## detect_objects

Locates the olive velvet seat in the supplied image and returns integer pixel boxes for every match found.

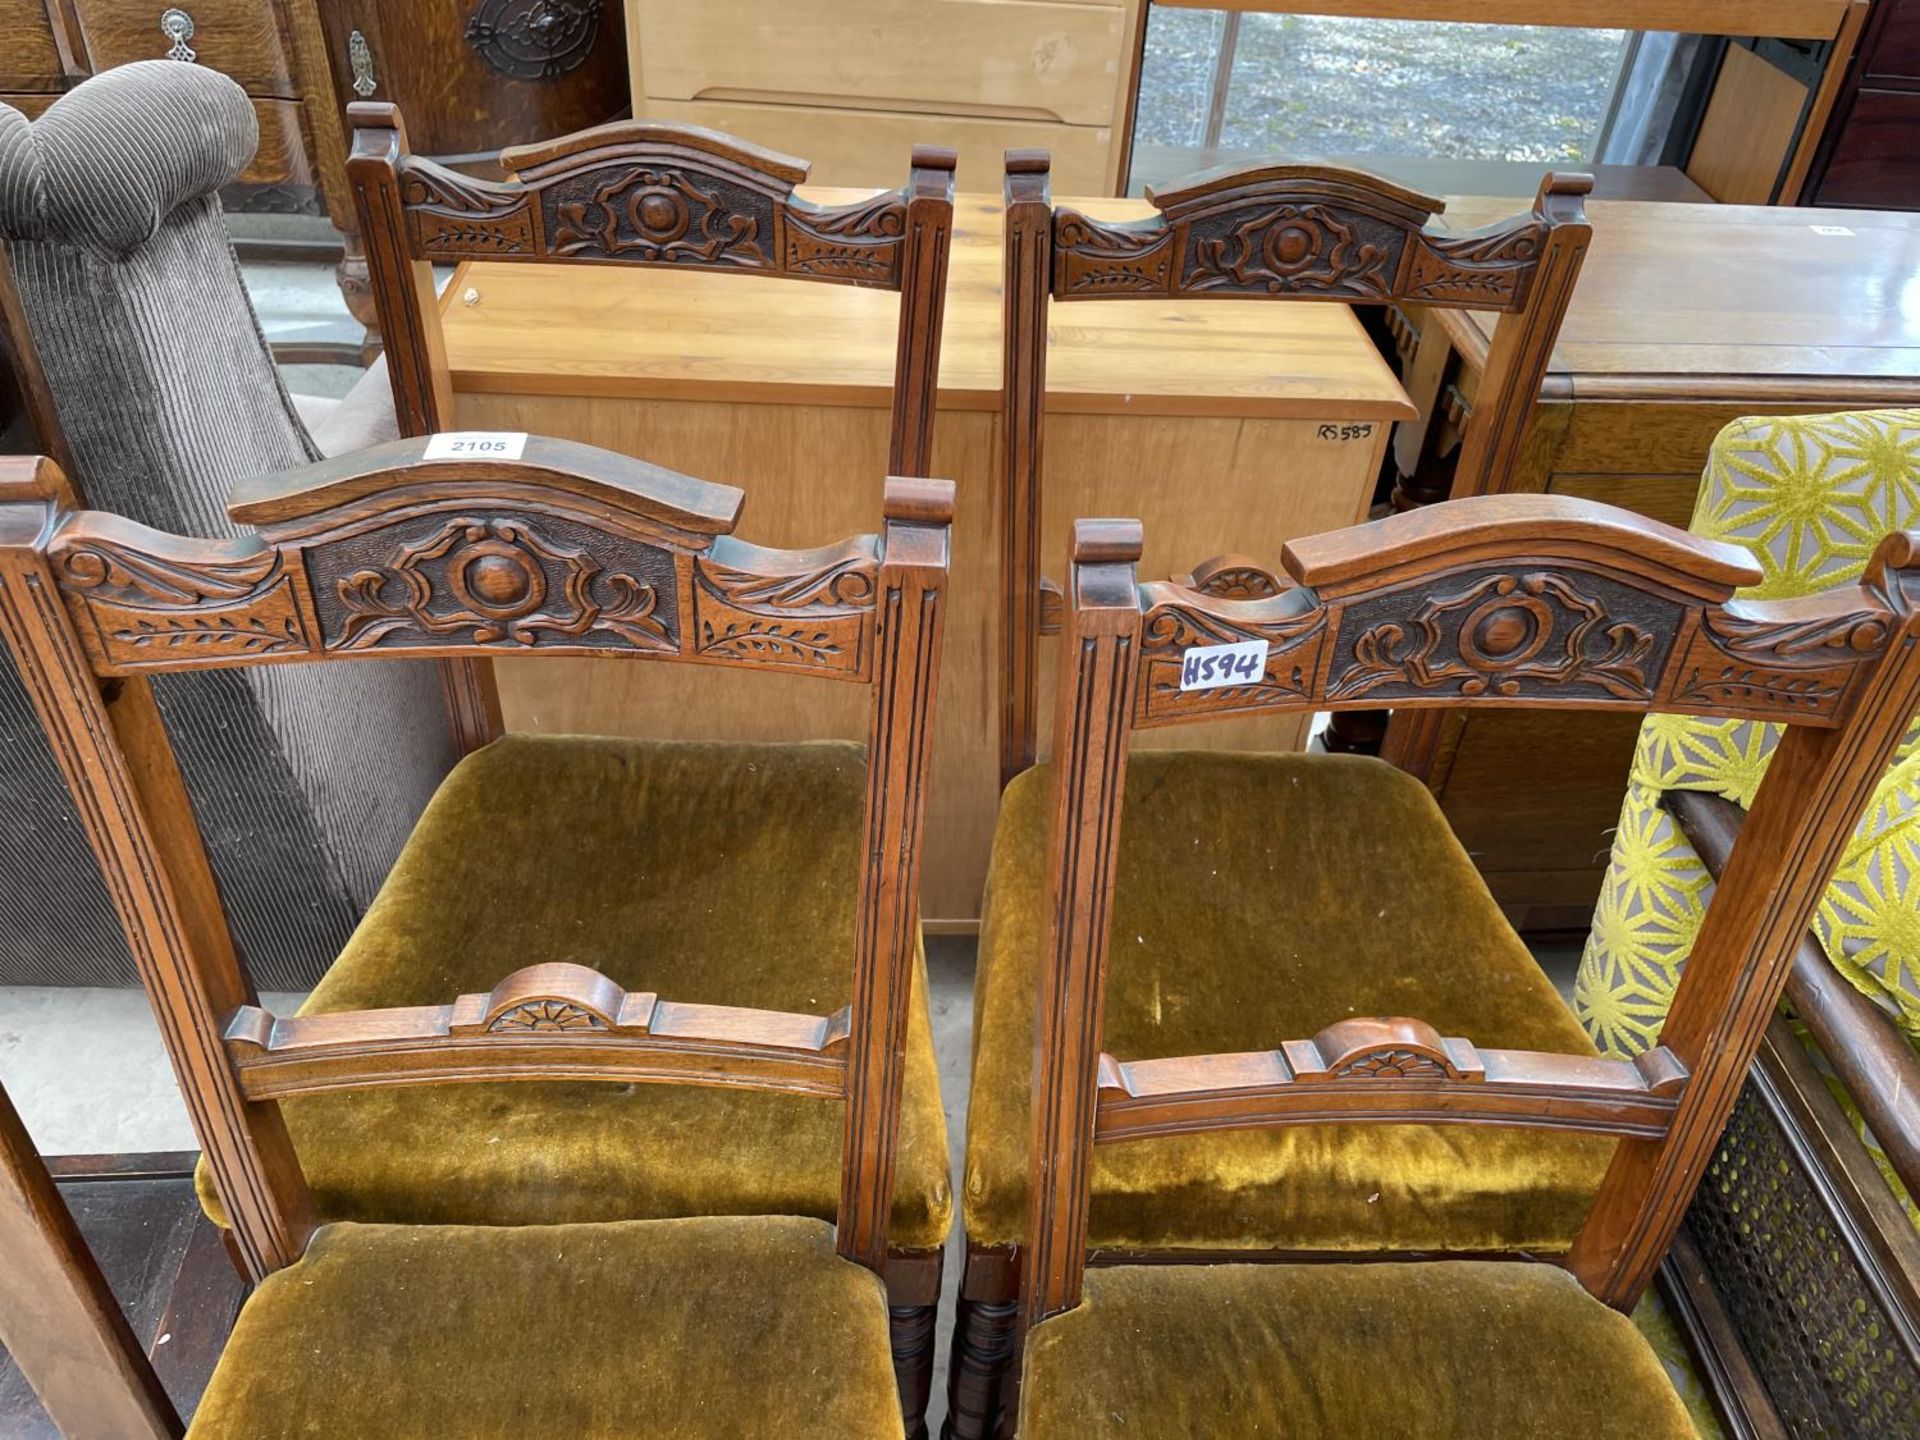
[194,734,951,1247]
[964,750,1611,1257]
[189,1216,902,1439]
[1019,1260,1693,1438]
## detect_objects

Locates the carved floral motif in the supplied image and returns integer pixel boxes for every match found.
[548,165,771,268]
[464,0,603,81]
[326,516,674,653]
[1182,204,1396,297]
[1326,570,1664,702]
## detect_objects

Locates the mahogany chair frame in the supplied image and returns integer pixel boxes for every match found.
[0,440,953,1432]
[0,1079,183,1439]
[953,494,1920,1437]
[345,103,958,761]
[995,151,1593,787]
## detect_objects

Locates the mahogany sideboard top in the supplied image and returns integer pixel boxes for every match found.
[437,187,1412,923]
[1409,196,1920,931]
[1436,198,1920,398]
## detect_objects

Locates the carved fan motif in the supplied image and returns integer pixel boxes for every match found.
[488,999,605,1032]
[1332,1048,1449,1079]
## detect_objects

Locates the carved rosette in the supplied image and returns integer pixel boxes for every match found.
[1403,222,1546,308]
[1674,605,1892,718]
[691,545,876,676]
[1180,203,1400,298]
[1053,210,1175,296]
[545,163,773,269]
[1137,596,1327,722]
[401,166,536,256]
[53,538,310,671]
[782,194,907,284]
[1325,569,1675,703]
[310,513,678,654]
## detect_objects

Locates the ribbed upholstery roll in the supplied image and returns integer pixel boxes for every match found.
[0,62,452,988]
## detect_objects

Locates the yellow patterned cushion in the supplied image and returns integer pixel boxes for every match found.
[1576,411,1920,1058]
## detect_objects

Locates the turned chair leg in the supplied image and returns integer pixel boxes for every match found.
[890,1300,939,1440]
[942,1292,1021,1440]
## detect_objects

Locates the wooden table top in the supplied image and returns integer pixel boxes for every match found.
[1437,199,1920,400]
[439,190,1414,421]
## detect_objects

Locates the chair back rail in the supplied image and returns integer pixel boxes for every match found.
[1021,497,1920,1327]
[346,108,955,756]
[0,445,954,1284]
[997,151,1591,783]
[0,1082,182,1439]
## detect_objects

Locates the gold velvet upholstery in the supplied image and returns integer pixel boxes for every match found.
[187,1215,903,1438]
[963,751,1614,1252]
[196,735,950,1249]
[1018,1261,1697,1438]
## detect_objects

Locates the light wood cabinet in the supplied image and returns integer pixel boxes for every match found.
[625,0,1141,194]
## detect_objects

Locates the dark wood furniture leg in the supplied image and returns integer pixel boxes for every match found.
[0,1096,183,1439]
[887,1246,944,1439]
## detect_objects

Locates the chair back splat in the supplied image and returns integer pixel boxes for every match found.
[998,152,1592,783]
[347,106,958,756]
[1024,494,1920,1327]
[0,440,954,1285]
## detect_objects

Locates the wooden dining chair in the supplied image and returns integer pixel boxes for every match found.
[0,1080,183,1439]
[949,494,1920,1438]
[995,151,1592,787]
[345,101,957,760]
[0,440,952,1436]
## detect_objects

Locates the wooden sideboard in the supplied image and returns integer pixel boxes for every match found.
[1396,197,1920,930]
[1805,0,1920,207]
[435,188,1412,922]
[622,0,1145,194]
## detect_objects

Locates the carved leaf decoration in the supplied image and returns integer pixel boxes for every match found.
[699,554,876,611]
[1702,607,1891,664]
[1141,597,1327,708]
[784,194,907,283]
[1054,210,1175,295]
[699,617,843,664]
[58,543,277,604]
[1404,223,1546,306]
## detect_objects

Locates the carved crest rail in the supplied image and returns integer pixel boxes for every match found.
[42,439,889,683]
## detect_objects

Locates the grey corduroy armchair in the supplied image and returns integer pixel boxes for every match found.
[0,61,455,988]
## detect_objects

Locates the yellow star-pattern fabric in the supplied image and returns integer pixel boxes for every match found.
[1574,410,1920,1061]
